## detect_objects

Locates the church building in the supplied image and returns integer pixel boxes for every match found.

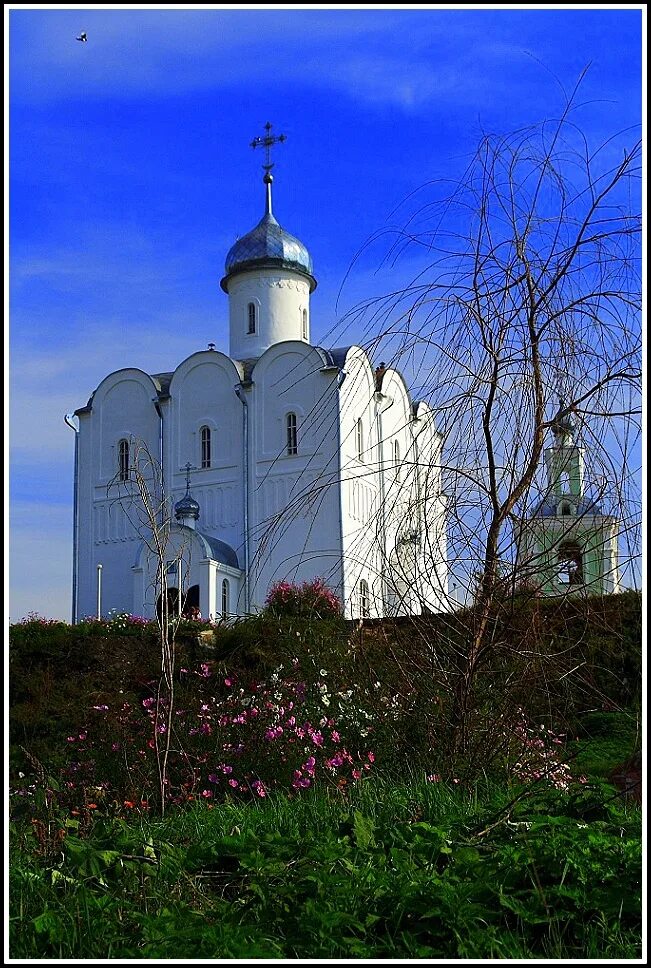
[70,129,449,622]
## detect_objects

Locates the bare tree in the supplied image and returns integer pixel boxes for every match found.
[109,436,191,814]
[342,71,641,754]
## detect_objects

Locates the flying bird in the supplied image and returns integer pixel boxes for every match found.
[76,32,87,42]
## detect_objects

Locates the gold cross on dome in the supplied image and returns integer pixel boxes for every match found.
[250,121,286,171]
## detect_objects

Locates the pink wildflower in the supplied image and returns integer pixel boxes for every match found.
[304,756,316,776]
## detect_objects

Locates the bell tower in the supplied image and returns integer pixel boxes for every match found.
[516,401,621,596]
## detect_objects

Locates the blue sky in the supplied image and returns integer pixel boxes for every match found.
[7,5,644,621]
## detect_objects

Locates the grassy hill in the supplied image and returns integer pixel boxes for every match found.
[9,591,642,958]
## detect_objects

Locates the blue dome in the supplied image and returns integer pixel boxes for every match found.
[174,492,200,521]
[222,211,315,287]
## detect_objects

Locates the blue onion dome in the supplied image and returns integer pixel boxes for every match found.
[174,491,200,522]
[221,172,316,292]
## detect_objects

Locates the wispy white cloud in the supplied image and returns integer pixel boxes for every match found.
[7,7,559,114]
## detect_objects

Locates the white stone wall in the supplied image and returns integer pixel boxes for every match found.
[246,341,343,611]
[337,354,448,618]
[76,368,162,620]
[167,351,245,563]
[74,347,448,622]
[337,347,382,617]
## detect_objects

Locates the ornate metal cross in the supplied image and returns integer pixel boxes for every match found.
[250,121,286,171]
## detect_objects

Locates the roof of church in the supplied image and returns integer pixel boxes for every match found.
[222,210,314,287]
[151,372,173,397]
[198,532,240,569]
[324,346,353,369]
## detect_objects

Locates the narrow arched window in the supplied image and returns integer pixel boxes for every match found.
[247,302,256,335]
[394,440,401,479]
[221,578,230,617]
[557,542,583,585]
[118,439,129,482]
[359,579,370,618]
[302,308,308,340]
[356,418,364,460]
[561,502,571,516]
[286,412,298,455]
[200,426,211,469]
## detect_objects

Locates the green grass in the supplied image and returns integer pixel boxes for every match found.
[9,775,641,960]
[567,709,640,780]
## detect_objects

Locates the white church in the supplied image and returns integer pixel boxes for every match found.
[69,133,449,623]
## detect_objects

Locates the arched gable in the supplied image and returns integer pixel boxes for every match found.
[169,349,243,390]
[89,368,161,483]
[251,341,338,460]
[168,350,244,473]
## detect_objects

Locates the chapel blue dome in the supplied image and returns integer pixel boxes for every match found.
[174,492,200,522]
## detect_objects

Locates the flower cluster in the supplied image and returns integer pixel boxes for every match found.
[265,579,342,619]
[506,710,587,790]
[21,659,376,815]
[14,611,64,626]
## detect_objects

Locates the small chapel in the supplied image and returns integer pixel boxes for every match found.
[70,126,449,623]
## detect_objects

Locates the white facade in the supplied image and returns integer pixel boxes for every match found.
[71,176,448,622]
